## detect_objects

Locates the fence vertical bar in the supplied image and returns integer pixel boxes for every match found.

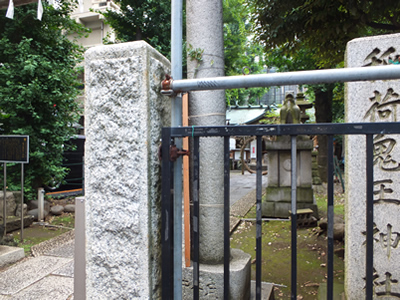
[224,136,230,300]
[82,157,85,196]
[290,135,297,300]
[20,163,24,242]
[3,163,6,230]
[193,136,200,300]
[161,128,174,299]
[365,134,374,300]
[327,135,334,300]
[256,135,263,300]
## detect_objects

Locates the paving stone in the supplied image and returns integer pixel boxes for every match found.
[51,259,74,278]
[44,240,74,258]
[229,172,268,207]
[0,256,71,295]
[10,275,73,300]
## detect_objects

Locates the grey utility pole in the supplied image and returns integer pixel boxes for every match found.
[187,0,226,264]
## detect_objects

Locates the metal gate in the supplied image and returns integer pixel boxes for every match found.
[161,122,400,300]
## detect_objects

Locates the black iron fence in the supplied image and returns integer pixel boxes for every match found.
[161,122,400,300]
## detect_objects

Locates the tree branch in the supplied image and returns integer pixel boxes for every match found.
[366,21,400,31]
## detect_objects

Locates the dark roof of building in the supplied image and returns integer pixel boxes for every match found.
[226,105,269,125]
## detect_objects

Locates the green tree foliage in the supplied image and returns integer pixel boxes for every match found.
[250,1,400,181]
[224,0,267,106]
[102,0,267,106]
[0,1,87,199]
[100,0,171,58]
[250,0,400,68]
[264,47,340,123]
[263,46,343,182]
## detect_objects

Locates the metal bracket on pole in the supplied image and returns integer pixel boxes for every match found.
[161,74,176,97]
[170,145,189,162]
[158,143,190,162]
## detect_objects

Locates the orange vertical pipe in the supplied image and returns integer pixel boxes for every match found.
[182,93,191,267]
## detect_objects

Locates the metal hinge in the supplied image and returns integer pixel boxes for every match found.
[158,143,190,162]
[169,145,189,162]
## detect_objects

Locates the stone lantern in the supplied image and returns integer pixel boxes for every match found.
[295,92,313,123]
[262,92,318,218]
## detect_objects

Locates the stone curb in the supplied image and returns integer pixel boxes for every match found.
[31,229,75,257]
[230,188,266,234]
[0,246,25,268]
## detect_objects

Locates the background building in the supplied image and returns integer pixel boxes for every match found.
[69,0,119,48]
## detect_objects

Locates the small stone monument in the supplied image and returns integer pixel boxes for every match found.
[262,92,317,218]
[0,191,17,220]
[345,33,400,298]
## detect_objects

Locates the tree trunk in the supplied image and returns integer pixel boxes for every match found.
[135,27,142,40]
[314,85,333,183]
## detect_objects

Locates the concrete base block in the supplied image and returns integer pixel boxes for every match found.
[182,248,251,299]
[0,246,24,267]
[263,186,318,219]
[262,201,319,219]
[250,281,275,299]
[264,187,314,202]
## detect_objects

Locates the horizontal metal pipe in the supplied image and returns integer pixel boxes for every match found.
[167,65,400,92]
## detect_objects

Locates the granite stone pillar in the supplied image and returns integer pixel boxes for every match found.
[345,33,400,299]
[84,41,171,299]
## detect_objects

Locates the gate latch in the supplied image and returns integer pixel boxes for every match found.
[170,145,189,162]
